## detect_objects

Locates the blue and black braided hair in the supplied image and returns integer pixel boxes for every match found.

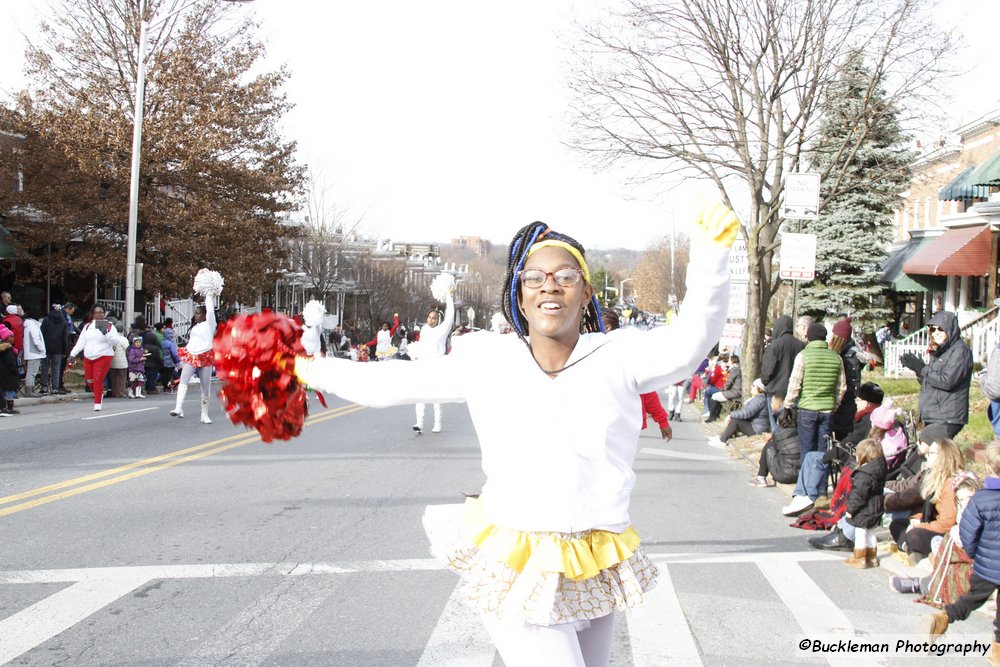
[501,221,605,340]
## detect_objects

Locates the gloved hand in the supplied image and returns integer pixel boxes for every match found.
[690,196,741,249]
[900,352,926,374]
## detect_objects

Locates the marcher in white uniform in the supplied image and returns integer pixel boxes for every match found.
[170,293,216,423]
[411,293,455,434]
[295,204,738,666]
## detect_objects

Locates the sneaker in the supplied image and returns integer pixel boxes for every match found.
[889,576,923,594]
[706,436,726,449]
[93,404,102,412]
[782,495,815,516]
[747,476,769,488]
[700,411,710,419]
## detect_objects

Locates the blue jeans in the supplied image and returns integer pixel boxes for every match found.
[836,516,856,541]
[797,409,833,460]
[704,386,720,412]
[766,394,777,433]
[794,451,829,500]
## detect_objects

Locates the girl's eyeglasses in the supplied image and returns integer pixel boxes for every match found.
[928,325,943,332]
[518,268,584,289]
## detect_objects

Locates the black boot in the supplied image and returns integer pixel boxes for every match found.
[808,527,853,551]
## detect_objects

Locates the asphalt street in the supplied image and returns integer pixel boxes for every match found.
[0,387,995,666]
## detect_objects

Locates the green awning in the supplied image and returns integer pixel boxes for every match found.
[969,148,1000,187]
[881,236,947,293]
[939,165,991,201]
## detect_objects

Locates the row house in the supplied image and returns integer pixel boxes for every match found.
[882,105,1000,367]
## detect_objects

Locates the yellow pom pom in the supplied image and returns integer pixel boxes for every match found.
[690,196,740,249]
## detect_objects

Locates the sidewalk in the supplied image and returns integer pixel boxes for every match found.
[694,404,998,619]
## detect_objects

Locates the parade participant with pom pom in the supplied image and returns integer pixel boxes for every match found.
[171,269,222,423]
[408,272,456,434]
[301,300,326,357]
[214,200,739,665]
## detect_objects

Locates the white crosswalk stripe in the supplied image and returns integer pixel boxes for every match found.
[416,582,496,667]
[0,553,994,666]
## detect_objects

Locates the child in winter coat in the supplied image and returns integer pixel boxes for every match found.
[924,442,1000,663]
[843,438,888,569]
[126,336,148,398]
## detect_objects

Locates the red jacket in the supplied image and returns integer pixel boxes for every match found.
[641,392,670,430]
[708,364,726,389]
[1,313,23,356]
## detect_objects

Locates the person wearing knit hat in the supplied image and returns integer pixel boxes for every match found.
[832,317,852,341]
[0,323,18,417]
[781,320,847,517]
[828,315,867,443]
[806,322,827,342]
[1,303,23,358]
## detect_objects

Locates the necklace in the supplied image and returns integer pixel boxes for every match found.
[526,341,608,377]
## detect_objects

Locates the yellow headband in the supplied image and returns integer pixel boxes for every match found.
[526,240,591,284]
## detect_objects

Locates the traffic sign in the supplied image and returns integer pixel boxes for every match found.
[779,232,817,281]
[782,173,820,221]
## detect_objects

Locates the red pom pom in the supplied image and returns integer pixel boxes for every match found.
[213,311,308,442]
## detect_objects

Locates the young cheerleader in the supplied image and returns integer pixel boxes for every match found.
[170,292,217,423]
[288,201,739,666]
[843,438,888,569]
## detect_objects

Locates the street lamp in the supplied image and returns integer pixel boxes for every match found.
[124,0,254,328]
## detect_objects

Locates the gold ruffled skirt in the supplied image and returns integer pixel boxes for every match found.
[422,499,658,626]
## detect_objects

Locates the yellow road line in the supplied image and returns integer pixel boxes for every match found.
[0,404,365,517]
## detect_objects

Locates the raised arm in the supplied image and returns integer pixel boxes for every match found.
[623,200,738,393]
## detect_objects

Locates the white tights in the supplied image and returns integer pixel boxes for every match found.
[415,403,442,430]
[178,364,213,397]
[854,527,877,550]
[481,613,616,667]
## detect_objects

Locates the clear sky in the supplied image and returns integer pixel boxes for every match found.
[1,0,998,251]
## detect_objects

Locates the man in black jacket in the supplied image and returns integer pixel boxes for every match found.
[38,305,69,395]
[901,311,973,438]
[760,314,805,432]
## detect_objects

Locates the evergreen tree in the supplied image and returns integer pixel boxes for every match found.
[799,50,914,330]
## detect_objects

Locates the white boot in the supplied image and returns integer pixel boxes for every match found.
[200,397,212,424]
[127,388,134,398]
[431,403,442,433]
[413,403,425,433]
[135,387,145,399]
[170,383,187,417]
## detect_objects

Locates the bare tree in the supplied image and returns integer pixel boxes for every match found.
[569,0,953,390]
[285,170,366,308]
[352,252,410,339]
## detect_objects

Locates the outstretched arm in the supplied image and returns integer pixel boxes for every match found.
[624,199,738,393]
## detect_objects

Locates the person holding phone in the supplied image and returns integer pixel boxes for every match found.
[69,304,124,411]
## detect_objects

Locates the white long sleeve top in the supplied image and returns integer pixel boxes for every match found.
[185,294,216,355]
[299,245,730,534]
[414,294,455,360]
[70,321,125,360]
